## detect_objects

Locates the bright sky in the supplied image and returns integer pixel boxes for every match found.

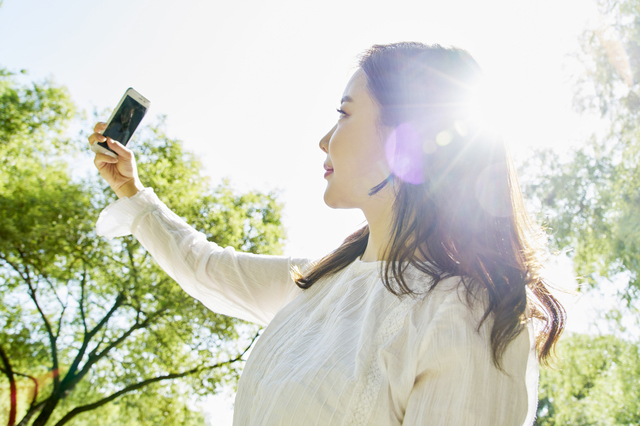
[0,0,603,259]
[0,0,608,423]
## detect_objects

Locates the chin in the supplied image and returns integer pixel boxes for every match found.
[323,192,357,210]
[323,187,347,209]
[323,192,340,209]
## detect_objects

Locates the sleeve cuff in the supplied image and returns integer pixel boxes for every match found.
[96,188,162,239]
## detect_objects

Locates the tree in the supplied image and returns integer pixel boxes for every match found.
[535,333,640,425]
[0,69,286,426]
[516,1,640,423]
[521,0,640,306]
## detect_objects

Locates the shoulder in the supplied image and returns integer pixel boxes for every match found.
[431,275,488,316]
[406,272,485,321]
[405,272,532,371]
[406,274,492,351]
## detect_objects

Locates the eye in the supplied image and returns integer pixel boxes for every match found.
[336,108,348,118]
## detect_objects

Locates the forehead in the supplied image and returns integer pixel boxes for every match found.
[342,68,368,100]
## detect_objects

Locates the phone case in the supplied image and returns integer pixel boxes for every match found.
[95,88,150,156]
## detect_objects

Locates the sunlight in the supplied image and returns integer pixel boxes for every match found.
[383,75,515,187]
[467,74,510,138]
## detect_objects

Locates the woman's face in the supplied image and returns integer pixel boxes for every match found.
[319,69,391,209]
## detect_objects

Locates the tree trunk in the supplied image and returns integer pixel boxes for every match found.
[31,396,61,426]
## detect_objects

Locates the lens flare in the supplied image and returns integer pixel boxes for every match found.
[436,130,452,146]
[596,24,634,87]
[422,139,437,154]
[385,123,424,184]
[454,120,468,137]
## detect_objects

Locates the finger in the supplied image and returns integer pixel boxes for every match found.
[94,152,119,166]
[106,138,133,157]
[94,122,107,134]
[88,133,107,147]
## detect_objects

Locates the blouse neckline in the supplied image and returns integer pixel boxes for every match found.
[350,258,384,273]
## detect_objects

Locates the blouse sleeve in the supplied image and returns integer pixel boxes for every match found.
[402,284,538,426]
[96,188,310,326]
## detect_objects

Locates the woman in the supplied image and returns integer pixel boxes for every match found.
[90,42,565,425]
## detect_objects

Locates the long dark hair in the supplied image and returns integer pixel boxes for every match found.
[294,42,564,369]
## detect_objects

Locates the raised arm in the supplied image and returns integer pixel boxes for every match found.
[89,123,309,326]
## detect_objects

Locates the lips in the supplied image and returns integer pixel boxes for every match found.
[323,164,333,178]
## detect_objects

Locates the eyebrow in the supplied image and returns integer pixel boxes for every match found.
[340,95,353,104]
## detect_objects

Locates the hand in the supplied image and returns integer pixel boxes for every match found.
[88,122,145,198]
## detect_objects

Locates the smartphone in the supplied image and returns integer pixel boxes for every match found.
[91,88,150,158]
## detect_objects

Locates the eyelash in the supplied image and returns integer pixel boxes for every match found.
[336,108,347,117]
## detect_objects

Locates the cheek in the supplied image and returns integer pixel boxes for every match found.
[354,134,390,177]
[329,116,391,182]
[332,141,389,191]
[331,123,377,162]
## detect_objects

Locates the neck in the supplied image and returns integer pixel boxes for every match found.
[359,190,395,262]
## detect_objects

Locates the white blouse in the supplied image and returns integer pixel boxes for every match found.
[96,188,538,426]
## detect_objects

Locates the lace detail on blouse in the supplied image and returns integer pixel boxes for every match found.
[345,295,417,425]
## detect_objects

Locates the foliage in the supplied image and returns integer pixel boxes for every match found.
[536,333,640,425]
[0,69,286,425]
[521,2,640,422]
[0,69,75,154]
[521,0,640,305]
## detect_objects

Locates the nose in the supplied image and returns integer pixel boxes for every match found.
[319,124,336,153]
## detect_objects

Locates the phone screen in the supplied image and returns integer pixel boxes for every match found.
[99,94,148,151]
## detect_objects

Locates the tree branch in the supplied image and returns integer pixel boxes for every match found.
[0,344,17,426]
[53,331,260,426]
[63,306,167,394]
[0,254,29,288]
[8,250,60,390]
[15,371,39,415]
[79,265,88,335]
[13,251,68,326]
[21,255,74,342]
[61,293,125,392]
[31,264,64,313]
[85,293,125,343]
[91,307,167,361]
[54,303,67,341]
[0,367,40,420]
[16,401,46,426]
